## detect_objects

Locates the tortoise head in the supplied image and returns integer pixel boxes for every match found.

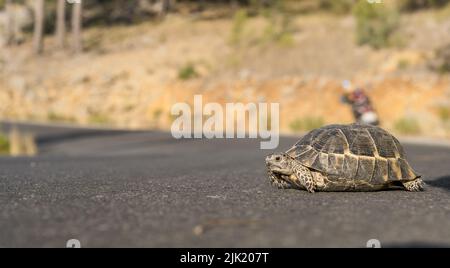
[265,153,293,176]
[265,153,294,188]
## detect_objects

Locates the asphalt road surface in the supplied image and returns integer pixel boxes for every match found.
[1,122,450,247]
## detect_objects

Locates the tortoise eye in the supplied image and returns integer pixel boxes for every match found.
[275,156,281,161]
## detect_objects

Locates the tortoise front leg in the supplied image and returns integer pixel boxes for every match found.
[290,163,315,193]
[268,171,293,189]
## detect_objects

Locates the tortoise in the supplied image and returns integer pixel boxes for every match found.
[265,123,424,192]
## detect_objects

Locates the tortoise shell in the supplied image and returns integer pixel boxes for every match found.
[286,123,420,184]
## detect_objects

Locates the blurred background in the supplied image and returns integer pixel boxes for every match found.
[1,0,450,155]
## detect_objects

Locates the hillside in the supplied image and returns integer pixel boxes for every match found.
[1,9,450,138]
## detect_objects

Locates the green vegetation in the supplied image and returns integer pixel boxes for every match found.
[437,106,450,134]
[47,112,76,123]
[431,44,450,73]
[2,129,37,156]
[353,0,400,49]
[153,109,163,121]
[178,63,199,80]
[397,0,450,11]
[168,111,178,123]
[229,2,296,48]
[261,6,295,46]
[394,117,421,135]
[398,59,410,70]
[6,0,450,34]
[437,106,450,122]
[319,0,355,14]
[230,9,249,46]
[88,113,110,125]
[0,132,10,154]
[290,116,324,132]
[7,0,450,54]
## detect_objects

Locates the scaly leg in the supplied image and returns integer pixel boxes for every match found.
[290,163,315,193]
[402,178,425,192]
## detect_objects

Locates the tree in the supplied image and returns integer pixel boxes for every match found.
[33,0,45,54]
[71,0,83,53]
[56,0,66,49]
[162,0,173,14]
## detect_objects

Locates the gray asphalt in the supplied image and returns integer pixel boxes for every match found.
[0,122,449,247]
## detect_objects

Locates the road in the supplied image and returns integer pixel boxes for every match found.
[0,122,449,247]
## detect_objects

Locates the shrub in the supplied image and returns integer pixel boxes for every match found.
[430,44,450,73]
[47,112,76,123]
[290,116,324,132]
[397,0,450,11]
[398,59,410,70]
[178,63,199,80]
[0,132,10,154]
[259,3,295,46]
[88,113,110,125]
[229,9,249,46]
[353,0,400,49]
[394,117,421,135]
[437,106,450,122]
[153,109,163,120]
[319,0,356,14]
